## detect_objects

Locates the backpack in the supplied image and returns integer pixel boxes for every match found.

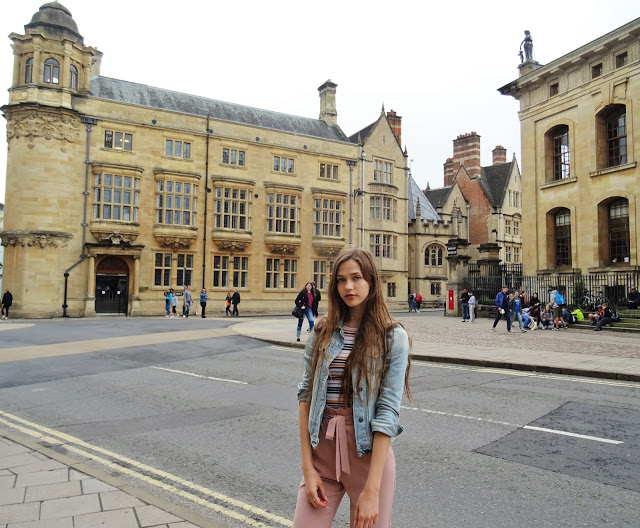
[555,291,566,305]
[611,311,620,322]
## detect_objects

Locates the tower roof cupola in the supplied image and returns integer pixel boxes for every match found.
[25,1,83,42]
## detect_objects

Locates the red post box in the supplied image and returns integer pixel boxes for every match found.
[448,289,455,310]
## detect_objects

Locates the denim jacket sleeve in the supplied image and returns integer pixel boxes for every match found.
[297,330,318,402]
[369,325,409,438]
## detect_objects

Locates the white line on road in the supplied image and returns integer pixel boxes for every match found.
[401,405,624,445]
[151,366,248,385]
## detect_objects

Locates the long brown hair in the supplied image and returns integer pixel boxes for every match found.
[310,246,411,403]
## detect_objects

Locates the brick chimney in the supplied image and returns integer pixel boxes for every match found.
[318,79,338,127]
[443,158,454,186]
[386,110,402,147]
[452,132,481,178]
[492,145,507,165]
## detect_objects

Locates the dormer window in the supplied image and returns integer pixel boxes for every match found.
[69,64,78,90]
[43,58,60,84]
[25,58,33,83]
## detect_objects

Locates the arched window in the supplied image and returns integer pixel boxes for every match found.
[25,57,33,83]
[69,64,78,90]
[606,106,627,167]
[609,198,630,264]
[555,209,572,268]
[551,125,570,180]
[425,245,443,266]
[43,58,60,84]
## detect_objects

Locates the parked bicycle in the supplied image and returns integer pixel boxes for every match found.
[432,297,445,308]
[578,290,609,312]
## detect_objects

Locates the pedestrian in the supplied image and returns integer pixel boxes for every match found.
[468,291,476,323]
[518,290,528,308]
[164,289,172,317]
[293,246,411,528]
[415,292,422,313]
[548,288,567,330]
[231,288,241,316]
[170,289,178,317]
[408,292,416,312]
[183,285,192,318]
[295,282,315,342]
[509,290,527,332]
[311,281,321,318]
[200,288,208,318]
[225,292,232,316]
[594,303,614,331]
[492,286,511,332]
[1,290,13,320]
[529,293,542,327]
[460,288,470,322]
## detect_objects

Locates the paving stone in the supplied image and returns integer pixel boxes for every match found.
[0,474,16,488]
[0,453,42,470]
[0,469,13,476]
[68,469,90,481]
[40,494,101,520]
[73,508,139,528]
[168,523,199,528]
[24,480,82,503]
[10,461,67,475]
[135,505,183,527]
[31,452,51,462]
[80,478,117,494]
[6,518,73,528]
[149,525,169,528]
[0,486,25,506]
[99,490,145,510]
[0,444,32,457]
[15,469,68,488]
[0,502,40,523]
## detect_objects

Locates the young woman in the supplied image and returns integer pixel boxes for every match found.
[295,282,316,342]
[541,304,553,329]
[225,292,232,316]
[294,247,411,528]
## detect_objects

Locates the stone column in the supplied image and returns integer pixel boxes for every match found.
[84,254,96,317]
[12,47,21,87]
[130,255,141,316]
[32,44,41,86]
[445,238,471,317]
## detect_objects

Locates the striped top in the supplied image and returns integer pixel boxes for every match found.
[326,325,357,408]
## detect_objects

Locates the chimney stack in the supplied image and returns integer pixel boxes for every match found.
[318,79,338,127]
[386,110,402,147]
[443,158,454,186]
[492,145,507,165]
[452,132,481,178]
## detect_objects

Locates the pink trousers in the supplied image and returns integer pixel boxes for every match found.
[293,407,396,528]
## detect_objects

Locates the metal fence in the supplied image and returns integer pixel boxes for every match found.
[465,270,640,310]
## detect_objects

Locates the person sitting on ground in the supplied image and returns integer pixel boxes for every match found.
[594,303,614,331]
[522,306,534,330]
[561,306,574,326]
[540,305,553,329]
[626,286,640,309]
[588,305,603,326]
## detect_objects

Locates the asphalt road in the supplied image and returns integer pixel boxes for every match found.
[1,317,639,527]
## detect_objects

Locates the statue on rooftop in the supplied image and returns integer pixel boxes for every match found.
[520,30,534,63]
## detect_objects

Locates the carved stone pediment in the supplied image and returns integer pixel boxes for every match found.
[90,221,140,246]
[217,240,248,252]
[6,109,81,145]
[264,234,300,256]
[269,244,298,255]
[211,230,252,253]
[99,232,133,245]
[153,225,198,249]
[160,237,193,250]
[312,236,345,258]
[0,230,73,248]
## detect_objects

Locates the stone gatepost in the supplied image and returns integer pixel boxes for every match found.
[445,238,471,317]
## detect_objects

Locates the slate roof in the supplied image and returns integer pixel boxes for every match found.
[480,160,514,207]
[89,76,350,143]
[348,119,378,144]
[408,175,439,223]
[425,186,451,209]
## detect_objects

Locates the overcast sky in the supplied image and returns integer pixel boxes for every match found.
[1,1,638,203]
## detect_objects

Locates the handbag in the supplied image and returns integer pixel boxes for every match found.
[292,305,304,318]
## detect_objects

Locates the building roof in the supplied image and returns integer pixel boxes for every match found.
[425,186,451,209]
[89,76,351,143]
[408,175,439,223]
[26,2,83,42]
[348,120,377,144]
[480,160,514,207]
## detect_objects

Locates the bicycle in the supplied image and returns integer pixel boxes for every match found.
[432,297,445,308]
[578,290,609,313]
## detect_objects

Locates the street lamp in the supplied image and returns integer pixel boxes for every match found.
[346,160,357,245]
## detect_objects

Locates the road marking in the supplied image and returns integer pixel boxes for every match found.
[411,361,640,389]
[151,366,248,385]
[0,410,292,527]
[401,405,623,445]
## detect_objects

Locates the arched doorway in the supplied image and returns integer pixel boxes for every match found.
[95,256,129,314]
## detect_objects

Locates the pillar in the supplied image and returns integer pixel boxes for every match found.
[84,254,96,317]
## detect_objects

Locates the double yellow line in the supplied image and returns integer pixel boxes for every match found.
[0,410,292,528]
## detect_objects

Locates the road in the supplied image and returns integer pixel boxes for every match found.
[0,316,639,527]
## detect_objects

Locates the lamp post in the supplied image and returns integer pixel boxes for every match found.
[346,160,357,245]
[360,149,366,247]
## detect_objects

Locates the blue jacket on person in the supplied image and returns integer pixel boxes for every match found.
[495,291,509,310]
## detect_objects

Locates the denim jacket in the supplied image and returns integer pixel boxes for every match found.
[297,322,410,457]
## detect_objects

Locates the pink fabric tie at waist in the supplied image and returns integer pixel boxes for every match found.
[325,414,351,481]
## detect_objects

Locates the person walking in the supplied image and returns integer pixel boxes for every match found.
[231,288,241,316]
[293,246,411,528]
[170,289,178,317]
[460,288,470,322]
[492,286,512,332]
[164,289,172,317]
[200,288,208,318]
[295,282,315,342]
[415,292,423,313]
[311,281,321,318]
[408,292,416,313]
[1,290,13,320]
[468,291,476,323]
[183,285,192,318]
[225,292,232,316]
[509,290,526,332]
[548,288,568,330]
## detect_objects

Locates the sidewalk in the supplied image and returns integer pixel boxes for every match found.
[0,431,219,528]
[232,312,640,382]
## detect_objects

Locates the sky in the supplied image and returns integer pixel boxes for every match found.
[1,0,638,203]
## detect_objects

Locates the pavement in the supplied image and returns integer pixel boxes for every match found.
[1,310,639,527]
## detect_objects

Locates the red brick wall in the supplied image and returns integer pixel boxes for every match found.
[452,132,481,178]
[492,146,507,165]
[455,169,492,244]
[386,110,402,147]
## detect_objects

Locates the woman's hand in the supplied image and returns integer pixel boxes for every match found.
[354,487,379,528]
[302,468,327,509]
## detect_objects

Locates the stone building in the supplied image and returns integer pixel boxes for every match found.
[499,20,640,274]
[1,2,409,317]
